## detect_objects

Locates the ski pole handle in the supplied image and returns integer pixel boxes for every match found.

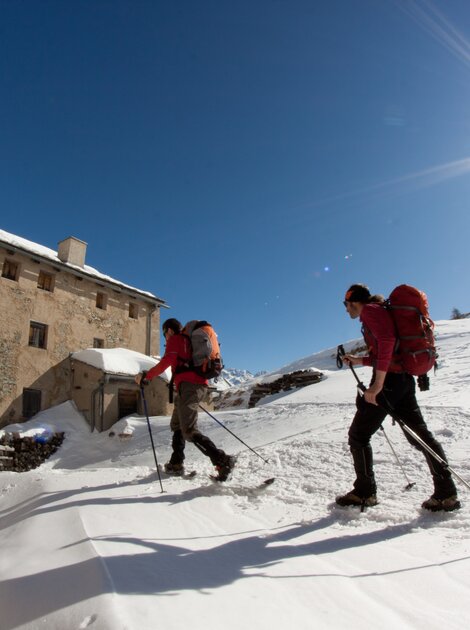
[338,344,367,392]
[336,344,345,369]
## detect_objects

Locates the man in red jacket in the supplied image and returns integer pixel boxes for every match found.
[336,284,459,511]
[135,318,235,481]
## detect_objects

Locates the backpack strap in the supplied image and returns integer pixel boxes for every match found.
[362,307,402,372]
[167,333,193,403]
[168,374,175,404]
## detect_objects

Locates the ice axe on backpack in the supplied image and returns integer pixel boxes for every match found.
[336,344,416,491]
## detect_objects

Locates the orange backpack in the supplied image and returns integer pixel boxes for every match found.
[182,320,224,379]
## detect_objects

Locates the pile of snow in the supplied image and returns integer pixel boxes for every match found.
[71,347,171,382]
[1,319,470,630]
[72,348,158,375]
[72,347,158,375]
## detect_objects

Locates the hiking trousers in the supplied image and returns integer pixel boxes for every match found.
[348,372,457,499]
[168,381,228,467]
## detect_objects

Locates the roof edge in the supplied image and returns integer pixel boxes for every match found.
[0,236,169,307]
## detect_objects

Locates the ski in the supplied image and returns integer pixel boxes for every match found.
[181,470,198,480]
[210,475,275,490]
[258,476,276,488]
[159,466,197,480]
[158,464,275,490]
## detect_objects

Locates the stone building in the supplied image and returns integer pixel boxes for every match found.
[0,228,167,428]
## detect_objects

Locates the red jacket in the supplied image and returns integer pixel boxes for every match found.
[145,333,208,389]
[360,303,402,373]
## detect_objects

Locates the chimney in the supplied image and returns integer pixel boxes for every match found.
[58,237,87,267]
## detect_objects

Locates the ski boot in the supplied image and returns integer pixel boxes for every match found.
[213,455,237,482]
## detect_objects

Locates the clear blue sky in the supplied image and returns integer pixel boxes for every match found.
[1,0,469,373]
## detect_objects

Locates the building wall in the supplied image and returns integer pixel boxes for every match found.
[0,246,161,426]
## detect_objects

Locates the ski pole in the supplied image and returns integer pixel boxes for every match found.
[337,344,367,393]
[198,404,270,464]
[379,426,415,490]
[337,344,415,490]
[380,393,470,493]
[140,384,165,493]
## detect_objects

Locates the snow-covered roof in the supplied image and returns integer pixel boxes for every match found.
[71,348,164,377]
[0,228,166,305]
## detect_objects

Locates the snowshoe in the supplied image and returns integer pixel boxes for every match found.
[163,462,185,476]
[421,494,461,512]
[335,490,377,508]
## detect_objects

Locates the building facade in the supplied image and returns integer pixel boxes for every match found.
[0,229,167,427]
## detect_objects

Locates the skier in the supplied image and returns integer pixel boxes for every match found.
[336,284,460,511]
[135,318,236,481]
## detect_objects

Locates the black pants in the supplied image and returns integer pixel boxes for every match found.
[348,372,457,499]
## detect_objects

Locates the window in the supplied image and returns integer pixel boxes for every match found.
[129,302,138,319]
[2,259,19,281]
[96,292,107,310]
[37,270,55,292]
[23,389,41,418]
[29,322,48,349]
[93,338,104,348]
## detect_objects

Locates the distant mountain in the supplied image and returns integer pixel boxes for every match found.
[217,367,255,389]
[265,338,366,375]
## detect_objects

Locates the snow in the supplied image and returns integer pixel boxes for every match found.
[71,348,158,376]
[71,348,173,383]
[1,319,470,629]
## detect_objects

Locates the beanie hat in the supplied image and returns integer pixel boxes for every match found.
[162,318,182,334]
[344,284,371,303]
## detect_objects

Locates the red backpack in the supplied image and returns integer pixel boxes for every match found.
[386,285,437,376]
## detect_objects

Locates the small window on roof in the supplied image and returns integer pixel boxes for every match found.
[93,338,104,348]
[129,302,138,319]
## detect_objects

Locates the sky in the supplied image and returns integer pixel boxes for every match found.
[1,317,470,629]
[1,0,470,373]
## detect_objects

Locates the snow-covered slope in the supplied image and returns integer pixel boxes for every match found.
[1,319,469,630]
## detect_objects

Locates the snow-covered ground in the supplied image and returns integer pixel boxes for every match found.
[1,319,470,630]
